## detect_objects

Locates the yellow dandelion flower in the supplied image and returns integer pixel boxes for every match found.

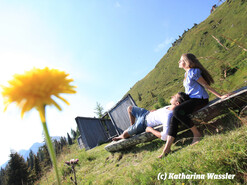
[2,67,76,121]
[1,67,76,184]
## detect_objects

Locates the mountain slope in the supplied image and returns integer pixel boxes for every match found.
[0,136,61,169]
[37,1,247,184]
[17,136,61,160]
[127,0,247,109]
[19,142,44,160]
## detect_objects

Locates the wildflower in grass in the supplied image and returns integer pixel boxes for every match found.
[1,67,76,184]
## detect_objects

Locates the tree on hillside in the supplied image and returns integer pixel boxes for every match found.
[0,167,8,185]
[71,128,77,140]
[54,139,60,155]
[33,155,42,180]
[94,102,104,118]
[28,150,34,170]
[7,151,29,185]
[37,147,44,162]
[67,133,73,145]
[76,126,80,137]
[40,144,52,168]
[60,136,67,148]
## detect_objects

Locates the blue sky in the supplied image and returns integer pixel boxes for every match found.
[0,0,221,166]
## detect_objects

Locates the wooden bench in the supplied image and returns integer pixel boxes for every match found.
[105,86,247,152]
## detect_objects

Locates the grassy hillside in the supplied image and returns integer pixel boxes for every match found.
[127,0,247,110]
[38,114,246,184]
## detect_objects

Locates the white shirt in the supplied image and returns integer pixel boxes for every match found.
[145,106,173,141]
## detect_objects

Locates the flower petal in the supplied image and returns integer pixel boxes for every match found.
[54,95,70,105]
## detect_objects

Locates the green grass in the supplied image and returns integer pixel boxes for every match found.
[127,0,247,109]
[37,114,247,184]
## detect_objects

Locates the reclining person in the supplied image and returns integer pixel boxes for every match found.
[112,92,190,143]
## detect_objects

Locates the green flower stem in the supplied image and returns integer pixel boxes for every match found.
[42,121,61,185]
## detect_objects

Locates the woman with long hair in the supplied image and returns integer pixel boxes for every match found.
[158,53,231,158]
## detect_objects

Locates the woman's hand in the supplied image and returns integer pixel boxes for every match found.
[220,93,234,99]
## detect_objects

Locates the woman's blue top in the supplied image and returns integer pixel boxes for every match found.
[183,68,209,99]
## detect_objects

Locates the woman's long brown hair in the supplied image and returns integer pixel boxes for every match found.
[183,53,214,85]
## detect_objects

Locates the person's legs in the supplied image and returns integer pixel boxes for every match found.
[173,99,196,128]
[112,130,130,141]
[190,126,201,144]
[172,99,201,143]
[167,116,179,138]
[113,106,149,141]
[173,98,208,143]
[127,106,135,125]
[112,118,146,141]
[190,99,208,144]
[168,98,208,145]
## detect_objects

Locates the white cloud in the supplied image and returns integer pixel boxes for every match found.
[154,37,174,52]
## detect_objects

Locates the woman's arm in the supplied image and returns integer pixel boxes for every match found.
[197,76,231,99]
